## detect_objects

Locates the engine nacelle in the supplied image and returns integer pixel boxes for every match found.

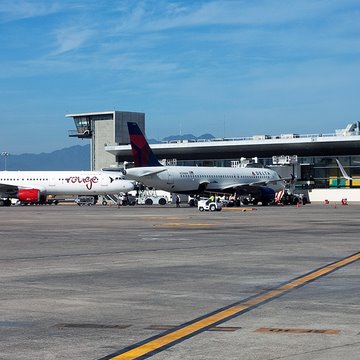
[259,187,276,205]
[18,189,40,203]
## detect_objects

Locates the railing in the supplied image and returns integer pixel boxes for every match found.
[104,131,360,147]
[68,130,92,138]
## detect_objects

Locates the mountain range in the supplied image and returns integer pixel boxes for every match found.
[2,145,91,171]
[2,133,215,171]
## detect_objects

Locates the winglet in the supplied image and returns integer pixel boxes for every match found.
[335,159,352,180]
[127,122,162,167]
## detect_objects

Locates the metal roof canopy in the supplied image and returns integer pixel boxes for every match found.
[66,111,116,117]
[106,135,360,162]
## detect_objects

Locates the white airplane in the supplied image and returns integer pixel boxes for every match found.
[0,170,134,207]
[123,122,286,205]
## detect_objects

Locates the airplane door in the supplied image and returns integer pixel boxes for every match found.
[101,176,108,187]
[49,178,55,187]
[167,170,174,185]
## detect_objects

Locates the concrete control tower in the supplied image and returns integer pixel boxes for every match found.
[66,111,145,171]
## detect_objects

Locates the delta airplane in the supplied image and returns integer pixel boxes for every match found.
[0,171,134,207]
[123,122,286,205]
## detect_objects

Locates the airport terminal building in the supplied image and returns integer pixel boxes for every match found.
[67,112,360,199]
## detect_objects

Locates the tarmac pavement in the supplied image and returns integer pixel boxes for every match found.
[0,203,359,359]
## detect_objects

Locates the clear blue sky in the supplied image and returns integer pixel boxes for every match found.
[1,0,359,154]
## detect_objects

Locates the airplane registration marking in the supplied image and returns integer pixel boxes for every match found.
[100,251,360,360]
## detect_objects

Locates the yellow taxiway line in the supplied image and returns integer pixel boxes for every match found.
[100,251,360,360]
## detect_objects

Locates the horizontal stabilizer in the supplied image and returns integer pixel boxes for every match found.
[126,167,167,177]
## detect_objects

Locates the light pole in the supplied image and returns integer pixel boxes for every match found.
[1,152,9,170]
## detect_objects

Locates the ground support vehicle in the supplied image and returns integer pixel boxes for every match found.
[137,195,168,205]
[279,192,308,205]
[75,196,97,206]
[0,198,12,207]
[198,199,223,212]
[117,194,137,206]
[136,189,168,205]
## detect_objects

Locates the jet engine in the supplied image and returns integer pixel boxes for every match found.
[257,187,275,205]
[18,189,40,203]
[241,187,275,206]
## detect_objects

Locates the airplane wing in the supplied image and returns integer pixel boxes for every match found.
[0,182,40,197]
[220,182,260,192]
[265,178,289,185]
[221,178,285,191]
[0,183,20,197]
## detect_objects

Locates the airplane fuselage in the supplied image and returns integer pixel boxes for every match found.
[0,171,133,196]
[125,166,284,195]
